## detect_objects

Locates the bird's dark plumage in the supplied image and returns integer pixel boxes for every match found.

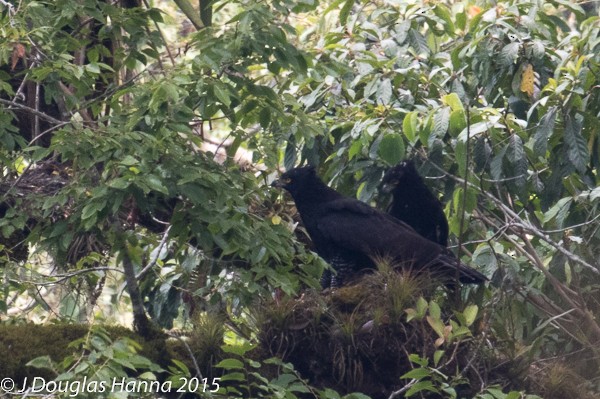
[381,160,449,247]
[272,166,485,288]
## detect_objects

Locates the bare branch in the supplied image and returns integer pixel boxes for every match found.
[8,267,123,286]
[0,98,63,125]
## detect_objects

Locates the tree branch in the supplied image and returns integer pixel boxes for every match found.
[173,0,204,30]
[0,98,63,125]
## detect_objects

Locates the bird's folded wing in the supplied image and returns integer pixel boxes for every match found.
[315,202,442,265]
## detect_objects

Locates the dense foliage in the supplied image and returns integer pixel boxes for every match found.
[1,0,599,397]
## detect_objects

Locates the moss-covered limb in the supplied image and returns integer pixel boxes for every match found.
[119,244,162,339]
[0,324,170,383]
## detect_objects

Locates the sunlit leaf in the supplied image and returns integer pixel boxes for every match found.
[378,134,405,165]
[463,304,478,327]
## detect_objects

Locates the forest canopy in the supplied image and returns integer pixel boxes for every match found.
[0,0,599,398]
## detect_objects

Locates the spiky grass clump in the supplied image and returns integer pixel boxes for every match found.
[177,313,226,379]
[527,361,599,399]
[253,292,327,359]
[361,257,441,323]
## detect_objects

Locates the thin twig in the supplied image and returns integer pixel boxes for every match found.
[9,267,123,286]
[167,333,204,380]
[455,99,471,292]
[388,378,417,399]
[136,226,172,280]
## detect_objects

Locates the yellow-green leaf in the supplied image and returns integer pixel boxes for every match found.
[463,304,478,327]
[443,93,464,112]
[402,111,418,143]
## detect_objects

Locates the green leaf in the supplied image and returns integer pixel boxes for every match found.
[443,93,464,112]
[120,155,139,166]
[458,121,489,141]
[111,357,135,370]
[429,300,441,320]
[147,8,164,23]
[405,380,439,397]
[27,356,54,370]
[449,111,465,136]
[416,296,428,317]
[433,350,444,367]
[432,107,450,137]
[213,83,231,107]
[499,42,520,67]
[507,134,527,187]
[259,107,271,129]
[138,371,157,380]
[342,394,372,399]
[490,146,507,181]
[452,186,477,215]
[216,358,245,370]
[284,136,297,170]
[401,367,432,380]
[322,388,342,399]
[463,304,478,327]
[455,137,467,177]
[473,136,492,173]
[543,197,572,226]
[378,134,405,165]
[506,392,522,399]
[144,175,169,194]
[433,4,455,36]
[427,316,445,339]
[162,82,180,103]
[220,371,246,381]
[85,63,101,74]
[408,354,428,366]
[408,29,430,56]
[506,134,524,164]
[564,114,589,173]
[339,0,354,25]
[348,140,363,160]
[81,201,101,220]
[376,78,393,105]
[403,112,418,143]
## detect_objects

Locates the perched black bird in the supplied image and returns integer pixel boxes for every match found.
[272,166,485,288]
[381,160,449,247]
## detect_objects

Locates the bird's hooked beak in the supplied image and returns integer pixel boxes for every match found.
[271,178,284,188]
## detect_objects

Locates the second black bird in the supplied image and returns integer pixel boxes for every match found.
[272,166,485,288]
[381,160,449,247]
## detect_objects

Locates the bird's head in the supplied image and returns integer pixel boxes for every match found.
[271,165,317,196]
[381,160,415,193]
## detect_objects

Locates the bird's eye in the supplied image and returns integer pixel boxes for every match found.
[283,177,292,184]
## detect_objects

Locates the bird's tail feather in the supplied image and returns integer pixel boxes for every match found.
[434,253,487,284]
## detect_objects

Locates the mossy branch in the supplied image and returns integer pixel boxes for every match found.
[121,247,157,338]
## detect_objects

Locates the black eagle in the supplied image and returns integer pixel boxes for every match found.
[381,160,449,246]
[272,166,485,288]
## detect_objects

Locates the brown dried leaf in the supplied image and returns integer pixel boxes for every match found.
[520,63,535,98]
[11,43,26,71]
